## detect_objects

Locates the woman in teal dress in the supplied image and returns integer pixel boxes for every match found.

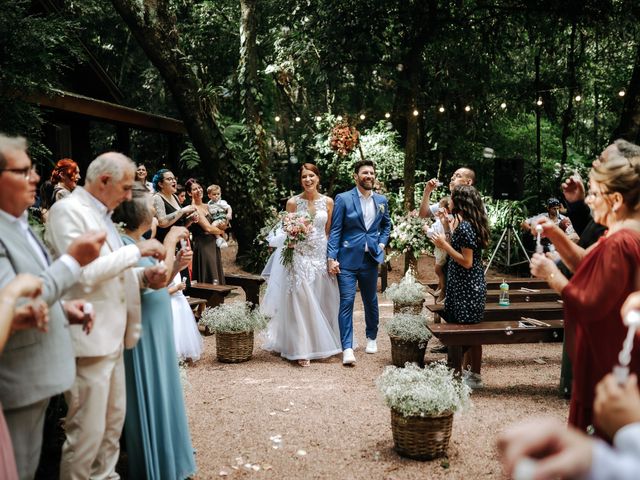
[112,187,196,479]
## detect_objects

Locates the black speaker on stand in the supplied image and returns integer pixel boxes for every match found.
[485,157,530,273]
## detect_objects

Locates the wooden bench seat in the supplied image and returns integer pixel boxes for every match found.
[186,282,237,308]
[428,319,564,372]
[426,278,550,291]
[186,296,207,320]
[426,301,563,323]
[425,286,560,303]
[224,273,265,307]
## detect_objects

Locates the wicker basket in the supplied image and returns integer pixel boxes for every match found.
[391,409,454,460]
[389,336,427,367]
[393,299,425,315]
[215,330,254,363]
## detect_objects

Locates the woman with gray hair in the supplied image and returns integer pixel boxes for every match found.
[530,153,640,436]
[112,187,197,479]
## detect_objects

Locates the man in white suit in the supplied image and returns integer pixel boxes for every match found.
[46,152,167,480]
[0,134,105,480]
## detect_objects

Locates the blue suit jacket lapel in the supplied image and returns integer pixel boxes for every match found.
[351,188,366,229]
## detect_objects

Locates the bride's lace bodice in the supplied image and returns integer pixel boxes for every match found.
[289,195,329,289]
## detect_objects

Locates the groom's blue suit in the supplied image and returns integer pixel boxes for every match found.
[327,187,391,349]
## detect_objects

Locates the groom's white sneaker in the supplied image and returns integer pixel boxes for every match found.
[365,338,378,354]
[342,348,356,365]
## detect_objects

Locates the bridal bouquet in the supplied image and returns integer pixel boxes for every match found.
[280,211,314,268]
[388,210,433,260]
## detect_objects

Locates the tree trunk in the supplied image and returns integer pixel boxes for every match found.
[239,0,268,171]
[612,40,640,143]
[110,0,264,262]
[559,20,577,180]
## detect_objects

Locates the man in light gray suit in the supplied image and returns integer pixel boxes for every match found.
[0,134,106,480]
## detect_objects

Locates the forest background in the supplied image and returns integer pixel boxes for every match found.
[2,0,640,270]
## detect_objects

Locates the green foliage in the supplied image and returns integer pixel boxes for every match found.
[199,301,269,334]
[377,362,471,417]
[384,314,432,343]
[312,116,406,194]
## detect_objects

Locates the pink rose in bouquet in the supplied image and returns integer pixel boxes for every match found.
[280,211,314,267]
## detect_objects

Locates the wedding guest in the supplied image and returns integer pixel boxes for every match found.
[418,167,475,219]
[424,196,454,302]
[207,184,232,248]
[168,273,203,363]
[261,163,342,366]
[0,274,48,480]
[185,178,226,284]
[39,158,81,219]
[46,152,167,480]
[176,183,186,205]
[112,188,197,479]
[430,185,490,389]
[0,134,104,480]
[521,197,579,250]
[152,169,197,243]
[135,163,154,192]
[530,152,640,435]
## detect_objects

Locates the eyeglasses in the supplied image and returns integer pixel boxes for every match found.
[163,176,177,182]
[0,166,37,180]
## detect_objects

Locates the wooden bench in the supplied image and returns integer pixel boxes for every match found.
[428,319,564,372]
[425,286,560,303]
[186,297,207,320]
[426,301,563,323]
[186,282,237,308]
[426,278,551,290]
[224,273,265,307]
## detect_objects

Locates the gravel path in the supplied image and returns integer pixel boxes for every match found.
[183,250,568,479]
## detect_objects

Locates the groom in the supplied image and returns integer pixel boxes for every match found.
[327,159,391,365]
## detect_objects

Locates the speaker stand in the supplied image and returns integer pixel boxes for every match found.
[484,225,531,274]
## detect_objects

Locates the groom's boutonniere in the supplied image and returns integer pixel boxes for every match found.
[378,204,385,214]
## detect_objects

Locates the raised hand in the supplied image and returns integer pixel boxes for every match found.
[594,373,640,440]
[144,264,169,289]
[136,239,166,260]
[67,231,107,266]
[63,299,95,334]
[562,176,585,203]
[498,417,593,480]
[423,178,440,195]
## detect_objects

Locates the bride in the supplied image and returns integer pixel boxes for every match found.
[261,163,342,366]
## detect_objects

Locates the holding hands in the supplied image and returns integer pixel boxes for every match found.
[327,259,340,275]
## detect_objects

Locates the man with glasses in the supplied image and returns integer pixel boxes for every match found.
[0,134,106,479]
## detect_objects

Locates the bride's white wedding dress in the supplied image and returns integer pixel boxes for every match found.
[261,195,342,361]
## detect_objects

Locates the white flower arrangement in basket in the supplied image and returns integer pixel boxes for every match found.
[385,314,432,345]
[199,302,269,334]
[385,269,426,305]
[377,362,471,418]
[388,209,433,261]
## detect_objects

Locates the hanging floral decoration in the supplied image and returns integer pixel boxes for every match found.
[329,122,360,157]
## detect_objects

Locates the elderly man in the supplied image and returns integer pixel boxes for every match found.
[418,167,476,218]
[46,152,167,480]
[0,134,106,480]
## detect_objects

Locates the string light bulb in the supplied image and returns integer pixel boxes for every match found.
[384,112,391,118]
[574,95,582,102]
[464,105,471,112]
[336,115,343,121]
[294,116,301,122]
[438,106,445,113]
[412,109,419,116]
[359,114,366,120]
[500,102,507,109]
[536,98,543,106]
[619,90,626,97]
[274,116,280,122]
[315,116,322,122]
